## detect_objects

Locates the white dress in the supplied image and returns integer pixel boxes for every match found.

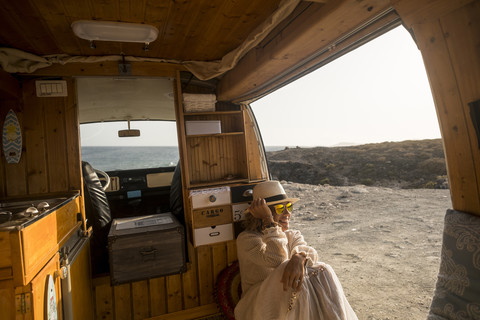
[234,226,358,320]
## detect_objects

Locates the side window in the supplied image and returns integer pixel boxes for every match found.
[80,121,179,171]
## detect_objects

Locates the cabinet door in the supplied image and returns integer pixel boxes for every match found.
[30,252,62,320]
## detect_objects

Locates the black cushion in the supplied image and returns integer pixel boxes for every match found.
[81,161,112,275]
[82,161,111,229]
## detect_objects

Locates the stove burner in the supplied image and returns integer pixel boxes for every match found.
[0,211,12,223]
[0,196,71,229]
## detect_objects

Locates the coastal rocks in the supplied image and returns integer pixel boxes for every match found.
[267,139,447,189]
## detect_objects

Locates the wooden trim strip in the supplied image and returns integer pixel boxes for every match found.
[21,61,185,77]
[145,303,220,320]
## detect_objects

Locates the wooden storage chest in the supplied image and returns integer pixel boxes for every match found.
[108,213,186,285]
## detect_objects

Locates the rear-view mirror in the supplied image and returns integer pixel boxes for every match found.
[118,120,140,137]
[118,129,140,137]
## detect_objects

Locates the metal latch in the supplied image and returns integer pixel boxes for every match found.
[15,293,31,314]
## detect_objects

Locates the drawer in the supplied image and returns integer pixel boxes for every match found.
[194,224,234,247]
[190,187,231,209]
[193,205,232,229]
[231,184,256,203]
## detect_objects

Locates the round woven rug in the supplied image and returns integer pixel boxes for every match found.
[216,261,242,320]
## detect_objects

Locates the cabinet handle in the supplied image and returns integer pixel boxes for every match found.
[140,248,157,262]
[140,248,157,256]
[209,195,216,203]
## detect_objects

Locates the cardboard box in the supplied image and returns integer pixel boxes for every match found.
[185,120,221,135]
[108,213,186,285]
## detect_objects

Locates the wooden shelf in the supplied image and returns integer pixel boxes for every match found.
[186,132,244,138]
[184,111,242,116]
[190,178,250,188]
[179,98,248,189]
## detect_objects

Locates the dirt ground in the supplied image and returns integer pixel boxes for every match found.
[282,182,452,320]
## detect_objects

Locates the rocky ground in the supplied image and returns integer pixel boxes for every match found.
[282,182,452,320]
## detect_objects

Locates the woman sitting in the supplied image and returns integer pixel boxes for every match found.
[235,181,358,320]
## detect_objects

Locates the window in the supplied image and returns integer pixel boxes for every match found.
[80,120,179,171]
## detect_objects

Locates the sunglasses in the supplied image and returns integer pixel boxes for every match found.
[272,202,293,215]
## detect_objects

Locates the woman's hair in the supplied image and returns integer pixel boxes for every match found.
[243,211,268,232]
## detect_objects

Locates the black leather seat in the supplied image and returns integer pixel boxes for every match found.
[82,161,112,275]
[169,162,184,225]
[169,162,189,261]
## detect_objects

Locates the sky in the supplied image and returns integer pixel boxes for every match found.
[251,25,440,147]
[81,25,440,147]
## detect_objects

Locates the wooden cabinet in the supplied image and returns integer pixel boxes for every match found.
[0,194,93,319]
[10,196,81,287]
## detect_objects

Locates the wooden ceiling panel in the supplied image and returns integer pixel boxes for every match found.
[0,0,284,61]
[152,0,201,60]
[0,0,60,55]
[175,0,228,61]
[0,11,37,54]
[30,0,84,55]
[60,0,94,56]
[187,0,266,60]
[119,0,146,22]
[89,0,119,21]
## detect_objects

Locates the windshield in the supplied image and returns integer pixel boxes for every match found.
[80,121,179,171]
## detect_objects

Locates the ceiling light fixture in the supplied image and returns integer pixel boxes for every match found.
[71,20,158,50]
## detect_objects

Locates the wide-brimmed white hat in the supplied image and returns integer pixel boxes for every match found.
[251,181,299,207]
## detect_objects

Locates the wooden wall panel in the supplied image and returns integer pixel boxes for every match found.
[440,1,480,213]
[150,277,167,316]
[166,274,183,313]
[64,78,82,191]
[196,246,214,305]
[1,77,82,198]
[95,281,114,320]
[0,72,22,197]
[43,96,69,192]
[23,82,49,195]
[91,244,237,318]
[0,70,21,100]
[132,280,150,319]
[182,265,199,309]
[395,0,480,214]
[1,102,27,197]
[114,283,132,320]
[212,244,227,282]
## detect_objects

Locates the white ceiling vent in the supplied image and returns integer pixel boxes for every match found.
[35,80,68,97]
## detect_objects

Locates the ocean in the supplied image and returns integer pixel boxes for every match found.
[81,146,285,171]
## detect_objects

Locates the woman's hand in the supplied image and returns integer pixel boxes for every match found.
[281,253,306,291]
[248,198,274,223]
